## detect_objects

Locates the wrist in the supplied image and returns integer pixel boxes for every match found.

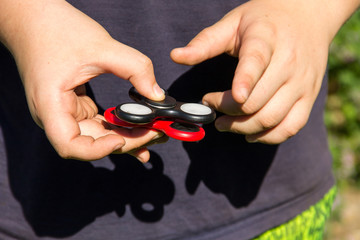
[323,0,360,39]
[250,0,360,43]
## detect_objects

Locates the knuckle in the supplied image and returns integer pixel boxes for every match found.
[240,99,258,115]
[56,147,72,159]
[142,56,154,70]
[250,49,268,69]
[249,20,277,36]
[242,39,269,68]
[238,54,267,81]
[241,104,254,115]
[282,119,306,139]
[283,126,299,139]
[136,55,154,74]
[235,70,256,88]
[260,21,277,40]
[296,117,308,131]
[282,51,298,67]
[257,114,279,130]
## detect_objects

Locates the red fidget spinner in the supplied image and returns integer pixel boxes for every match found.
[104,87,216,142]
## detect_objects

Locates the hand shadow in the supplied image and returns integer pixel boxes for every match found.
[168,54,278,208]
[4,132,175,238]
[0,45,175,238]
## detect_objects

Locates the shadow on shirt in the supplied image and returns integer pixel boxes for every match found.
[168,54,278,208]
[0,46,277,238]
[4,132,175,237]
[0,46,175,237]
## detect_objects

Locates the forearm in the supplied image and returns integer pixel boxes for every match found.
[0,0,67,59]
[0,0,107,84]
[1,0,41,49]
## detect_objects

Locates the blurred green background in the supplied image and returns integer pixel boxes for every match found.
[325,9,360,239]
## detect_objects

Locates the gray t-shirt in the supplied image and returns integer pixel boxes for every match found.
[0,1,334,239]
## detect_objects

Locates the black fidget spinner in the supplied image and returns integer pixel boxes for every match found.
[104,87,216,141]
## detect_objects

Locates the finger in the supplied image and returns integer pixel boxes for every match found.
[245,97,312,144]
[44,112,125,160]
[170,10,239,65]
[128,148,150,163]
[81,116,166,162]
[204,53,292,117]
[236,52,292,115]
[127,134,169,162]
[115,133,168,163]
[100,39,164,101]
[203,90,245,116]
[74,90,99,121]
[102,116,168,154]
[215,81,302,134]
[231,23,275,103]
[111,127,165,153]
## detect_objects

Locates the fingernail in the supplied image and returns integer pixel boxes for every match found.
[202,101,209,106]
[246,136,258,143]
[153,84,165,100]
[152,132,164,140]
[113,143,124,151]
[215,121,226,132]
[137,156,147,163]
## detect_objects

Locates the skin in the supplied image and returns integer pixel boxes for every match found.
[1,0,359,161]
[0,0,166,162]
[171,0,360,144]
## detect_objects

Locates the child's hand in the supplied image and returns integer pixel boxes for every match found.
[171,0,358,144]
[1,0,165,161]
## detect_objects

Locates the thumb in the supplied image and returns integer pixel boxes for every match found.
[100,39,165,101]
[170,10,239,65]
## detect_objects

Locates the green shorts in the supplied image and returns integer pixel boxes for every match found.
[253,186,337,240]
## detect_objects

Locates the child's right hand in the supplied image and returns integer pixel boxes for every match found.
[0,0,165,161]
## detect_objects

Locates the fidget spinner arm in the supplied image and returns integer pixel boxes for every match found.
[104,87,216,142]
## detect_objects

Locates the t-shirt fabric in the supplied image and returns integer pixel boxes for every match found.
[0,1,334,239]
